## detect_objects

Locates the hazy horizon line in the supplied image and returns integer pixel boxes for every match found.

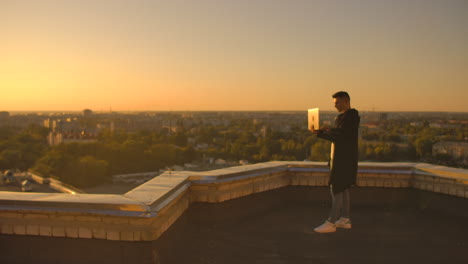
[4,109,468,114]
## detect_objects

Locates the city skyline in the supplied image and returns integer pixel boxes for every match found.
[1,0,467,112]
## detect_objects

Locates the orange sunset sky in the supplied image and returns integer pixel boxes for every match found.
[1,0,467,112]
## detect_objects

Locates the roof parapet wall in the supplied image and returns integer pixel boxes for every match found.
[0,162,466,241]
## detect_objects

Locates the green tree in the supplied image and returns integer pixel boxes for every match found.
[170,131,188,147]
[70,156,109,187]
[310,141,330,161]
[149,144,181,168]
[182,146,198,164]
[0,149,22,169]
[414,137,433,158]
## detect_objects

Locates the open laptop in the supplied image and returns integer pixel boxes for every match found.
[308,108,319,131]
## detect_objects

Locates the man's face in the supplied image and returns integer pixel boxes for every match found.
[334,97,348,112]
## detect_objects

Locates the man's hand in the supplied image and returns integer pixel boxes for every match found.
[311,125,319,134]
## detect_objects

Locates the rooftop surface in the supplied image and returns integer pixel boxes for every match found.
[1,186,467,264]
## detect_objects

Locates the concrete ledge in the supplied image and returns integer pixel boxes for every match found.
[414,163,468,181]
[124,171,190,212]
[0,192,150,216]
[1,162,467,242]
[191,170,290,203]
[189,161,289,182]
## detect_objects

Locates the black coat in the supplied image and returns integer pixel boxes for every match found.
[317,108,360,193]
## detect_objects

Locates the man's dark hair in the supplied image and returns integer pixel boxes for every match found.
[332,91,350,100]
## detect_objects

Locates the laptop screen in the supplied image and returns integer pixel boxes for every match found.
[308,108,319,131]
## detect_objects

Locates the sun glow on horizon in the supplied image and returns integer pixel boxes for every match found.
[1,0,467,112]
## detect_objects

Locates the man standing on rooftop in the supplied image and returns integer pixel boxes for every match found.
[311,91,360,233]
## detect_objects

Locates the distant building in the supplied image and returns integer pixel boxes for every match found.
[214,159,227,166]
[410,122,423,127]
[0,111,9,120]
[0,112,10,127]
[47,131,98,146]
[239,160,249,165]
[361,122,379,129]
[47,132,63,146]
[83,109,93,117]
[43,118,57,131]
[379,113,388,122]
[429,122,443,128]
[433,141,468,164]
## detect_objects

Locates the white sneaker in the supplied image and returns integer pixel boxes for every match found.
[314,220,336,233]
[335,217,352,229]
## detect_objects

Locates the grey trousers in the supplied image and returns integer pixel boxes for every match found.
[328,185,350,223]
